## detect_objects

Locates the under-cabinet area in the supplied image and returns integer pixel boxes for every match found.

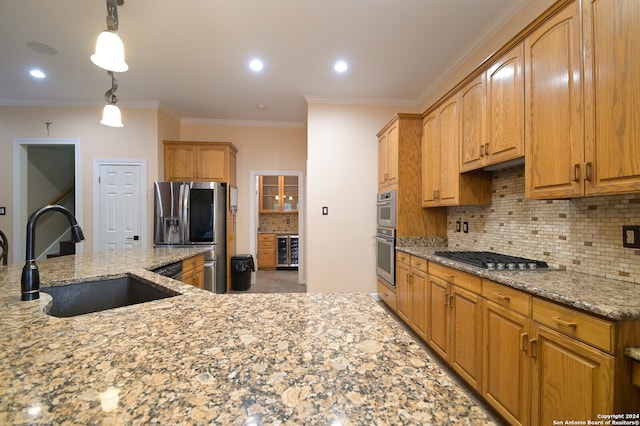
[378,249,640,425]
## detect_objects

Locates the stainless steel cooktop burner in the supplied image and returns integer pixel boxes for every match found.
[434,251,549,270]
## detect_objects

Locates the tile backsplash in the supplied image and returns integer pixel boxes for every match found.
[259,213,298,234]
[448,164,640,284]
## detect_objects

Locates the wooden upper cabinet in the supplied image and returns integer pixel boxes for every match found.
[164,141,237,184]
[486,43,525,167]
[422,94,491,208]
[259,175,298,213]
[583,0,640,196]
[525,2,583,199]
[460,74,487,172]
[378,121,399,190]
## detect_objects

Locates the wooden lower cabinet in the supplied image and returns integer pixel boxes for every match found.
[395,252,428,339]
[428,263,483,392]
[483,300,531,426]
[391,257,639,424]
[377,279,397,312]
[530,324,614,426]
[182,254,204,289]
[257,233,276,270]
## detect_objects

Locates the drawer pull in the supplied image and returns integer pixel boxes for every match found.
[553,317,577,328]
[520,332,529,353]
[496,293,511,302]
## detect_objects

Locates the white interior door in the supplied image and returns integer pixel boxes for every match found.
[98,163,144,250]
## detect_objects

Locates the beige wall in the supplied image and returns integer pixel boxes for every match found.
[0,105,160,263]
[305,103,418,293]
[179,123,307,256]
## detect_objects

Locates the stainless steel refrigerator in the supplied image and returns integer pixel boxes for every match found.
[153,181,226,293]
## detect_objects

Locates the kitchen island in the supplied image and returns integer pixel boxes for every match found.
[0,249,496,424]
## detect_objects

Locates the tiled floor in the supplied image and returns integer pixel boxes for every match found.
[231,269,306,293]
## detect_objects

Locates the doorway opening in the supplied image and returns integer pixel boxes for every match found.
[12,138,82,263]
[249,170,305,287]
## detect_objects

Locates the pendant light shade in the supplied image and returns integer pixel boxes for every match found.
[100,103,123,127]
[91,30,128,72]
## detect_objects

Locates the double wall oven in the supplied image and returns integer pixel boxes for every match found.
[375,190,396,286]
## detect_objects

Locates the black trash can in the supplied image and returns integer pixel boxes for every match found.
[231,254,255,291]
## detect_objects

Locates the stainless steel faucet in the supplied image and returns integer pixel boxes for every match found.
[21,205,85,301]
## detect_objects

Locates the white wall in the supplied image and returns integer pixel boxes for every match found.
[305,103,416,293]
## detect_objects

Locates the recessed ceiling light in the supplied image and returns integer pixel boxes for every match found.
[256,103,267,111]
[29,69,46,79]
[334,60,348,73]
[249,59,264,72]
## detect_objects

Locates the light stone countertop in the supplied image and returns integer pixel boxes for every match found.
[0,248,497,425]
[398,246,640,320]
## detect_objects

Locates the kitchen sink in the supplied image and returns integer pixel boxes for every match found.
[41,275,178,317]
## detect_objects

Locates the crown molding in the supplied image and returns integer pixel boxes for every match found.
[304,95,417,107]
[0,98,160,109]
[180,118,306,129]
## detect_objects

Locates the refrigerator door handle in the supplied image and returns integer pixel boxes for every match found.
[180,183,189,243]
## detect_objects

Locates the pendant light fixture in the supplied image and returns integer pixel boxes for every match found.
[91,0,128,72]
[100,71,123,127]
[92,0,126,127]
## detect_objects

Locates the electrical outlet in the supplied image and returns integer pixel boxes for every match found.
[286,218,290,225]
[623,225,640,248]
[463,221,469,233]
[456,220,461,232]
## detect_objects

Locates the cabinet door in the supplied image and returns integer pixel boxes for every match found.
[386,123,399,188]
[378,131,389,189]
[259,176,280,212]
[487,43,524,165]
[165,145,198,181]
[437,95,460,205]
[531,325,614,426]
[282,176,298,211]
[450,285,483,391]
[198,146,226,181]
[483,300,531,426]
[427,274,449,360]
[460,74,487,172]
[410,269,428,339]
[583,0,640,195]
[525,2,582,199]
[421,112,440,206]
[395,260,411,324]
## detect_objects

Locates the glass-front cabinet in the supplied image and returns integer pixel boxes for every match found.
[259,175,298,213]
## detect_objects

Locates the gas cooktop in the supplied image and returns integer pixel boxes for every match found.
[434,251,549,270]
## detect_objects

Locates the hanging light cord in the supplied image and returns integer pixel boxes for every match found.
[104,71,119,104]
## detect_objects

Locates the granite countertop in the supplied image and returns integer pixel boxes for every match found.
[398,246,640,321]
[0,249,496,424]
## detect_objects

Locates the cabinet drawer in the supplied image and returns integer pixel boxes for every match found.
[533,297,615,353]
[258,234,276,243]
[377,279,397,312]
[429,262,481,294]
[482,279,531,317]
[396,251,411,266]
[182,254,204,274]
[410,256,428,274]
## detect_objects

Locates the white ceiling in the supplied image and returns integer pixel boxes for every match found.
[0,0,528,127]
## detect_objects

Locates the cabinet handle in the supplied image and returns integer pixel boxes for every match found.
[520,332,529,353]
[530,338,538,358]
[553,316,577,328]
[436,190,440,200]
[444,293,450,307]
[445,274,455,282]
[573,163,581,182]
[585,162,593,182]
[496,293,511,302]
[448,294,454,308]
[480,144,485,157]
[484,143,489,156]
[433,190,437,200]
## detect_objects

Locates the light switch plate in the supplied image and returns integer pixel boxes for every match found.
[0,207,5,215]
[623,225,640,248]
[322,207,328,215]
